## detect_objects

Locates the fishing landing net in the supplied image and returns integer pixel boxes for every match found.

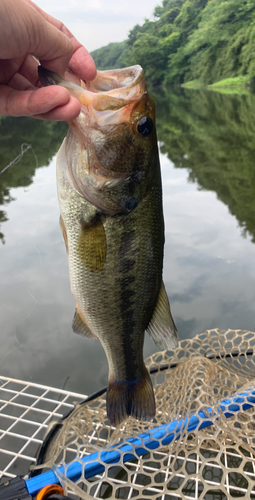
[32,329,255,499]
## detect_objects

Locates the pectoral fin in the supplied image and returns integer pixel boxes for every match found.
[77,216,106,273]
[72,309,97,339]
[146,281,178,350]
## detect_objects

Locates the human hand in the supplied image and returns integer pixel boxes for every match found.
[0,0,97,120]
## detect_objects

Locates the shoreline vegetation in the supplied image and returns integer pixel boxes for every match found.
[181,76,252,94]
[91,0,255,95]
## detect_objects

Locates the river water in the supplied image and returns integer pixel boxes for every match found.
[0,88,255,395]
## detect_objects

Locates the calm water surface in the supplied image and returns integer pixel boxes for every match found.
[1,89,255,395]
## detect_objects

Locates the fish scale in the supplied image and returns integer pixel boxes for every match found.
[39,64,178,426]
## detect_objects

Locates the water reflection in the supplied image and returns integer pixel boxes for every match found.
[0,116,67,243]
[155,88,255,242]
[0,90,255,394]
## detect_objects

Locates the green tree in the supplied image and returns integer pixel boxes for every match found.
[91,41,129,70]
[92,0,255,87]
[184,0,255,82]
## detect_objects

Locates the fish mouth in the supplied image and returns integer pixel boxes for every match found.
[39,65,154,214]
[38,65,146,112]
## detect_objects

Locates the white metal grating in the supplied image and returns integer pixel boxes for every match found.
[0,375,86,483]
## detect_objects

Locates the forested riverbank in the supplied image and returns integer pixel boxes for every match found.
[91,0,255,89]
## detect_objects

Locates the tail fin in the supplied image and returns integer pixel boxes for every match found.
[106,369,155,427]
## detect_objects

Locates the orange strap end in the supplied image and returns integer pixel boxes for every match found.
[36,484,64,500]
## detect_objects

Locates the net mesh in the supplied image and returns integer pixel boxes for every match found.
[35,329,255,499]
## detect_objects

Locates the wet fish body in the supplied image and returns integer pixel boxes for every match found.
[39,65,178,426]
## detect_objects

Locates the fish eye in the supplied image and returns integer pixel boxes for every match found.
[136,116,154,138]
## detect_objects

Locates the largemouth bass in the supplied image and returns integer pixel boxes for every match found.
[39,65,178,426]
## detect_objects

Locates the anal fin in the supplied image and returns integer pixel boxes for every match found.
[146,281,178,350]
[72,309,97,339]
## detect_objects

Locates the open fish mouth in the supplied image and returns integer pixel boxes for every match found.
[39,64,156,215]
[38,65,146,113]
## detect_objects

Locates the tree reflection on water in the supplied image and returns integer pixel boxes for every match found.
[154,88,255,243]
[1,90,255,245]
[0,116,67,243]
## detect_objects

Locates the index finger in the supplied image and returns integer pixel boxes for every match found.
[27,0,97,81]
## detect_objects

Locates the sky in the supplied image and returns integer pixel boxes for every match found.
[35,0,159,53]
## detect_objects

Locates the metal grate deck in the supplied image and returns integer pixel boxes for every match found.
[0,375,86,483]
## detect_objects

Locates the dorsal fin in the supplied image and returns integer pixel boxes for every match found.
[72,309,97,339]
[146,281,178,350]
